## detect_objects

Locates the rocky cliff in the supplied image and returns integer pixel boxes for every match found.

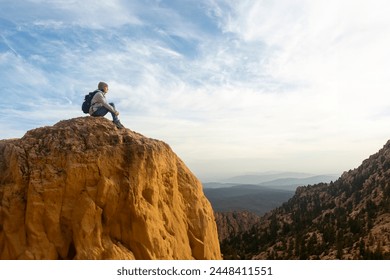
[0,117,221,260]
[214,211,260,242]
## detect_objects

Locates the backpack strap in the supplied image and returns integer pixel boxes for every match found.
[90,90,101,106]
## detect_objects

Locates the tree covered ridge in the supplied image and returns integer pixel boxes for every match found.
[221,141,390,259]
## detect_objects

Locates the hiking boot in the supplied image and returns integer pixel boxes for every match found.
[114,120,125,129]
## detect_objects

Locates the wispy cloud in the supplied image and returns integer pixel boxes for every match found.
[1,0,390,179]
[1,0,141,28]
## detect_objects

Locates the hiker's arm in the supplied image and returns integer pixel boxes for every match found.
[102,102,117,114]
[94,93,118,114]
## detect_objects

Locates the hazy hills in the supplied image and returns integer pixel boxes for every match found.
[205,173,339,189]
[220,172,338,185]
[203,173,338,215]
[258,175,339,190]
[204,185,294,215]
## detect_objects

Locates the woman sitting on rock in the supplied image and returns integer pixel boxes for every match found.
[89,81,125,129]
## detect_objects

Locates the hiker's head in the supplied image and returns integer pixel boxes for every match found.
[98,81,108,93]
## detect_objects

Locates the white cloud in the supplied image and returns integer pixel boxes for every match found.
[2,0,390,179]
[0,52,49,89]
[209,1,390,127]
[132,0,390,177]
[1,0,141,29]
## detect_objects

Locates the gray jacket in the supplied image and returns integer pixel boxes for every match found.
[89,90,117,115]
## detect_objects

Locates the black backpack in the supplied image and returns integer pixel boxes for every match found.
[81,90,99,114]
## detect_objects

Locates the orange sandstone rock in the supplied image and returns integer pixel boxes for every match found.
[0,117,221,260]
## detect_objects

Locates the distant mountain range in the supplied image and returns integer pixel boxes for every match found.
[220,172,317,185]
[204,185,294,215]
[205,172,339,189]
[203,173,339,215]
[258,175,339,190]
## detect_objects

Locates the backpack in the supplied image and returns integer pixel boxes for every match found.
[81,90,99,114]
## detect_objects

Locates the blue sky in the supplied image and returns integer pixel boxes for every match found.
[1,0,390,180]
